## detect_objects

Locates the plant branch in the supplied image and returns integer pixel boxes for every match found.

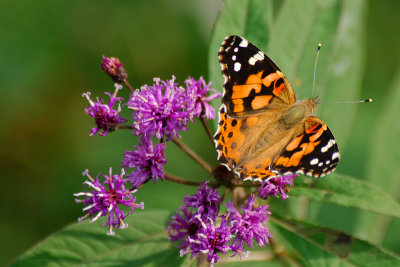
[123,79,135,93]
[199,116,215,145]
[116,125,134,130]
[173,138,213,173]
[164,172,216,187]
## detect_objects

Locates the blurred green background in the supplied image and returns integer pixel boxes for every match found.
[1,0,399,265]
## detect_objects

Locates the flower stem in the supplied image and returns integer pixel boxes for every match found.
[116,125,134,130]
[199,116,214,145]
[164,172,215,187]
[123,79,135,93]
[173,138,213,173]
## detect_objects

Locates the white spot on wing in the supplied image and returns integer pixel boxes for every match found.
[332,152,340,160]
[310,158,319,165]
[321,139,335,153]
[234,47,238,52]
[318,162,323,167]
[239,39,248,47]
[232,55,236,61]
[249,53,264,66]
[223,74,228,85]
[234,62,241,72]
[255,52,264,60]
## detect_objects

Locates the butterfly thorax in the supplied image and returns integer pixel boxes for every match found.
[280,97,318,128]
[249,98,319,159]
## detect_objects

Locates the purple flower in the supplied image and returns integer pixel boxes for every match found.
[184,181,221,220]
[122,136,166,188]
[185,77,221,120]
[74,168,144,235]
[168,206,201,244]
[226,194,271,249]
[83,84,127,136]
[101,55,128,83]
[181,215,236,266]
[258,174,298,200]
[127,76,191,140]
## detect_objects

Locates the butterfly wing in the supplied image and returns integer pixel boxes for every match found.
[214,105,281,181]
[219,35,296,117]
[271,116,340,178]
[215,35,298,180]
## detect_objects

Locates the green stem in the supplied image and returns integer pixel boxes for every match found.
[173,138,213,173]
[199,116,215,146]
[164,172,212,187]
[123,79,135,93]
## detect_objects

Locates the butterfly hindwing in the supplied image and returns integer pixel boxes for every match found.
[219,35,296,117]
[271,116,339,178]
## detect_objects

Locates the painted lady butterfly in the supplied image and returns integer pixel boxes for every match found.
[214,35,339,181]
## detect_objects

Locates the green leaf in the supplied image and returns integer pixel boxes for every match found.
[208,0,273,117]
[270,217,400,267]
[269,0,367,148]
[354,67,400,243]
[11,211,187,267]
[290,173,400,218]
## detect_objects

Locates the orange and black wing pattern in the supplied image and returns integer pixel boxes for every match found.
[218,35,295,117]
[271,116,339,178]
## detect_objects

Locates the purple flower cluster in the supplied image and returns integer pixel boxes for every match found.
[185,77,222,120]
[122,137,166,188]
[74,168,144,235]
[168,183,271,265]
[120,76,220,188]
[127,77,189,140]
[183,181,222,220]
[168,182,221,244]
[258,174,298,200]
[80,63,222,236]
[83,84,127,136]
[183,216,235,265]
[226,195,272,249]
[127,76,220,141]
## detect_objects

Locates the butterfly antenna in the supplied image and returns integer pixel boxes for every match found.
[311,43,322,97]
[320,98,373,104]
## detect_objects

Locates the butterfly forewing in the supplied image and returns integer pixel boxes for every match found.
[219,35,296,117]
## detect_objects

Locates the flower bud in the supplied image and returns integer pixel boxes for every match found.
[101,55,128,83]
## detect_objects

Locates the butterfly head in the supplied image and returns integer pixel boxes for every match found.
[303,97,320,114]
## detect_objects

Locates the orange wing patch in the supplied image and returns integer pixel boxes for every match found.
[285,135,303,151]
[251,95,273,109]
[214,107,245,168]
[241,157,276,181]
[230,71,284,114]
